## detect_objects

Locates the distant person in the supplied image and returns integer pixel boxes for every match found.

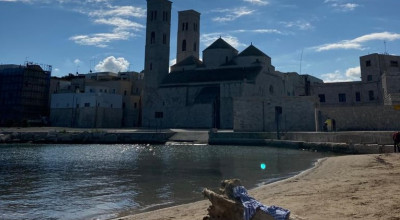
[392,132,400,153]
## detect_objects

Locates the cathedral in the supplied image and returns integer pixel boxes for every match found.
[142,0,320,131]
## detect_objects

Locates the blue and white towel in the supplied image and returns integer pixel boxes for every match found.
[233,186,290,220]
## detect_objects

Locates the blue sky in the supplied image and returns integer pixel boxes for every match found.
[0,0,399,82]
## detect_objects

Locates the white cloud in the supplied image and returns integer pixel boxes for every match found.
[94,56,129,73]
[281,20,313,30]
[234,29,284,34]
[70,6,145,47]
[243,0,269,6]
[212,7,254,22]
[331,3,359,12]
[321,66,361,82]
[70,32,131,47]
[94,17,144,32]
[345,66,361,79]
[201,33,246,49]
[88,6,146,18]
[74,59,81,65]
[68,4,145,47]
[324,0,360,12]
[315,32,400,52]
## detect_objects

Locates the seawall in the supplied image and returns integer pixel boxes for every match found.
[209,131,396,154]
[0,128,397,154]
[0,128,175,144]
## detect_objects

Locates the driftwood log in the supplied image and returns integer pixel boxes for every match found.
[202,179,275,220]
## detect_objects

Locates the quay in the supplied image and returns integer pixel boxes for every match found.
[0,127,396,154]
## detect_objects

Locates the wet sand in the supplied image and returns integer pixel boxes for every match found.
[114,153,400,220]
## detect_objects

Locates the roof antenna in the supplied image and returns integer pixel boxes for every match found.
[384,41,388,55]
[299,48,304,75]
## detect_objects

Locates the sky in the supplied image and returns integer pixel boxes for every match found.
[0,0,399,82]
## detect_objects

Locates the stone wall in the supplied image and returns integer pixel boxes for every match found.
[233,96,316,132]
[318,105,400,131]
[143,86,214,128]
[50,108,122,128]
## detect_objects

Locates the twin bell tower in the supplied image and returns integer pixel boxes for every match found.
[143,0,201,125]
[144,0,200,90]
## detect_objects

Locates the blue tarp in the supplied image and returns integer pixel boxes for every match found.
[233,186,290,220]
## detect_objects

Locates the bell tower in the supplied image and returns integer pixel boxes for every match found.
[143,0,172,127]
[144,0,172,89]
[176,10,200,63]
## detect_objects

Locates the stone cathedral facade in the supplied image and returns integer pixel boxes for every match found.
[142,0,320,131]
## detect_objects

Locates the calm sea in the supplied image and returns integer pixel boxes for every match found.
[0,144,328,220]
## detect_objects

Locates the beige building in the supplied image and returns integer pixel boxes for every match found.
[312,53,400,131]
[50,71,143,128]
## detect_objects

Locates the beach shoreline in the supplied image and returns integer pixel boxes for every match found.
[114,153,400,220]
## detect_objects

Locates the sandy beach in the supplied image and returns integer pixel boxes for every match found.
[115,153,400,220]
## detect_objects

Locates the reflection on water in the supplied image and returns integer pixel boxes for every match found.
[0,144,328,220]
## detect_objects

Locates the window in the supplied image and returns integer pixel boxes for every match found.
[366,60,371,67]
[76,104,79,108]
[134,102,137,109]
[155,112,163,118]
[163,11,168,21]
[182,40,186,51]
[124,90,127,96]
[391,61,399,67]
[338,93,346,103]
[269,85,274,95]
[163,34,167,44]
[84,103,90,107]
[182,23,185,31]
[150,32,155,44]
[110,104,113,108]
[355,92,361,102]
[367,75,372,81]
[225,56,229,63]
[122,102,126,109]
[369,90,374,101]
[150,63,153,71]
[185,22,188,30]
[150,11,157,21]
[193,42,197,51]
[319,94,326,103]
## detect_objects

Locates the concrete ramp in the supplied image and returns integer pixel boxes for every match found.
[168,129,209,144]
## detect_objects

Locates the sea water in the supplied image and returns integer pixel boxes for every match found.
[0,144,328,220]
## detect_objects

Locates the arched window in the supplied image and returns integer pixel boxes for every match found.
[182,40,186,51]
[269,85,274,94]
[151,32,155,44]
